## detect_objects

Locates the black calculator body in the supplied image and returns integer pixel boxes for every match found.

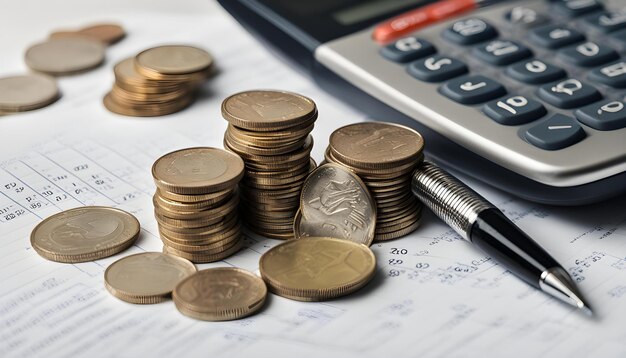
[218,0,626,205]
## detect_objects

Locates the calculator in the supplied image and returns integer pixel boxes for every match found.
[218,0,626,205]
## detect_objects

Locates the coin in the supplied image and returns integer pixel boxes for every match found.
[135,45,213,78]
[259,237,376,301]
[78,24,126,45]
[31,206,140,263]
[25,38,106,75]
[0,74,59,113]
[104,252,196,304]
[163,239,242,263]
[173,267,267,321]
[297,163,376,246]
[222,90,317,130]
[152,147,244,194]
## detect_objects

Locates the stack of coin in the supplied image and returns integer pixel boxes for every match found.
[104,45,213,117]
[0,74,59,115]
[259,237,376,301]
[324,122,425,241]
[222,90,318,240]
[152,147,245,263]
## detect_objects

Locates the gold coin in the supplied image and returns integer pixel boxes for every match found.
[152,147,244,194]
[31,206,140,263]
[152,191,230,211]
[221,90,317,130]
[329,122,424,169]
[0,74,59,113]
[153,193,239,220]
[156,188,231,203]
[113,58,182,93]
[298,163,376,246]
[104,252,196,304]
[25,38,106,76]
[163,239,242,263]
[173,268,266,321]
[259,237,376,301]
[374,218,422,242]
[135,45,213,77]
[79,23,126,45]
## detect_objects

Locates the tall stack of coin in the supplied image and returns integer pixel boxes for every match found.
[324,122,425,241]
[222,90,317,240]
[152,147,245,263]
[104,45,213,116]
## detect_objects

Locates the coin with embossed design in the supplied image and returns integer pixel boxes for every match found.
[105,252,196,304]
[259,237,376,301]
[173,267,267,321]
[297,163,376,246]
[152,147,244,194]
[31,206,140,263]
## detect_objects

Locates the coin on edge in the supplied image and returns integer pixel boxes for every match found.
[298,163,376,246]
[0,74,59,113]
[173,267,267,321]
[152,147,245,194]
[259,237,376,301]
[25,38,106,75]
[105,252,196,304]
[31,206,140,263]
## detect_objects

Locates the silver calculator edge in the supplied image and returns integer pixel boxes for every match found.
[315,0,626,187]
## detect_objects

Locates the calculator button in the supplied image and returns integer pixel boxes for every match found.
[525,114,586,150]
[442,18,497,45]
[554,0,603,17]
[407,55,468,82]
[585,10,626,33]
[472,40,532,66]
[530,25,585,49]
[575,100,626,130]
[504,6,548,28]
[380,37,436,63]
[588,61,626,88]
[610,29,626,45]
[483,95,546,125]
[505,59,567,84]
[538,78,602,109]
[558,41,619,67]
[440,75,506,104]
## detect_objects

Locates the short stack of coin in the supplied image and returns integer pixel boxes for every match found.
[152,147,245,262]
[325,122,425,241]
[222,90,317,240]
[104,45,213,117]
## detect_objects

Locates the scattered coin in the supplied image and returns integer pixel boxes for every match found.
[222,90,318,239]
[50,23,126,45]
[0,74,59,114]
[325,122,424,241]
[259,237,376,301]
[25,38,106,76]
[152,147,245,263]
[104,45,213,116]
[296,163,376,246]
[173,267,267,321]
[30,206,140,263]
[104,252,196,304]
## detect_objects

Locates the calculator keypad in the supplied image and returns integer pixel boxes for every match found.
[407,55,468,82]
[483,95,547,125]
[558,41,619,66]
[505,59,568,84]
[588,61,626,88]
[472,39,532,66]
[439,75,507,104]
[585,10,626,32]
[530,25,586,49]
[554,0,604,17]
[442,18,498,45]
[381,37,436,63]
[575,100,626,130]
[538,78,602,109]
[524,114,586,150]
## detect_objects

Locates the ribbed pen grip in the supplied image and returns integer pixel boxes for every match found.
[411,161,495,240]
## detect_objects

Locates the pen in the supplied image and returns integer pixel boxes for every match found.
[411,161,592,314]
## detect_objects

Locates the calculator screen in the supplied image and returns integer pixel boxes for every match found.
[258,0,438,42]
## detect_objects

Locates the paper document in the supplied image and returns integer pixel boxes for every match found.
[1,7,626,358]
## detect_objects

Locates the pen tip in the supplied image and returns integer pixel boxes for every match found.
[540,267,593,316]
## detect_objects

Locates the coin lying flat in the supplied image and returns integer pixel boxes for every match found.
[105,252,196,304]
[50,23,125,45]
[173,267,267,321]
[152,147,245,194]
[31,206,140,263]
[0,74,59,113]
[297,163,376,246]
[135,45,213,77]
[25,38,106,75]
[259,237,376,301]
[222,90,317,130]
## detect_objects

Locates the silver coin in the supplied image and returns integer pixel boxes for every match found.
[25,38,106,75]
[0,74,59,112]
[298,163,376,246]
